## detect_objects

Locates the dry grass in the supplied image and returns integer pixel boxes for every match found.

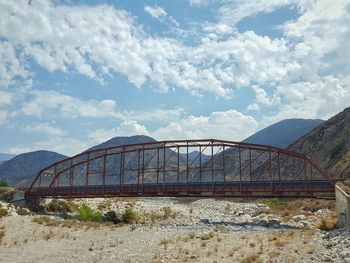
[339,179,350,194]
[259,198,335,220]
[240,253,262,263]
[0,230,4,244]
[0,208,8,218]
[317,212,337,231]
[200,232,214,240]
[32,216,103,229]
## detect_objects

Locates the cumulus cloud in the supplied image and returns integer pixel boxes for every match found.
[88,120,149,143]
[0,110,8,123]
[9,136,89,156]
[22,89,120,118]
[152,109,258,141]
[24,122,66,136]
[144,5,179,26]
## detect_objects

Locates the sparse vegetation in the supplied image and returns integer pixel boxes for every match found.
[77,204,102,222]
[0,230,4,244]
[0,208,8,218]
[0,179,8,187]
[240,253,262,263]
[46,199,78,214]
[104,210,121,224]
[318,212,337,231]
[122,207,140,224]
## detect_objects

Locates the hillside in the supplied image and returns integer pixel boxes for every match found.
[0,150,67,186]
[0,153,15,164]
[288,107,350,179]
[243,119,324,148]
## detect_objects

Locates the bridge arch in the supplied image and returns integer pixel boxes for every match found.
[25,139,335,198]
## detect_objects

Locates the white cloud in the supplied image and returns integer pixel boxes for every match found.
[9,136,88,156]
[22,89,120,118]
[0,110,8,123]
[0,41,28,88]
[144,5,179,26]
[152,109,258,141]
[264,76,350,124]
[24,122,66,136]
[88,120,149,143]
[0,91,12,106]
[217,0,297,25]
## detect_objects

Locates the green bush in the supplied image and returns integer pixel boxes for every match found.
[122,207,139,224]
[77,204,102,222]
[0,180,8,187]
[104,210,122,224]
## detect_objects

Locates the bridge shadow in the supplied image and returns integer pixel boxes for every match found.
[200,219,300,230]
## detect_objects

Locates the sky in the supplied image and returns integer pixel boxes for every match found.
[0,0,349,156]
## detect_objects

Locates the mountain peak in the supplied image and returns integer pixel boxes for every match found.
[243,119,324,148]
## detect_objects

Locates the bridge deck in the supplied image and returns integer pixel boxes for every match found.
[26,180,334,198]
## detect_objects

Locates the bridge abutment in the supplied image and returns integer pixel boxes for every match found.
[336,184,350,229]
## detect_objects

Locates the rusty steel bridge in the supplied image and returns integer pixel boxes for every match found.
[25,139,335,199]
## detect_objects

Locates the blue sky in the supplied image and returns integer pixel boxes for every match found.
[0,0,349,156]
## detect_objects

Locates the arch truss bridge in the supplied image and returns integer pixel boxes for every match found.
[25,139,335,199]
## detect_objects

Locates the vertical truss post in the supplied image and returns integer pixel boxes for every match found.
[199,145,202,183]
[304,159,307,194]
[85,153,90,188]
[186,142,189,193]
[177,146,179,183]
[249,148,252,181]
[137,149,140,188]
[54,164,58,187]
[239,146,242,193]
[38,171,42,188]
[163,143,166,194]
[223,145,226,184]
[119,152,123,195]
[157,148,160,184]
[142,145,145,195]
[69,162,74,187]
[278,153,281,182]
[211,141,214,195]
[310,162,313,181]
[102,153,106,187]
[269,151,273,193]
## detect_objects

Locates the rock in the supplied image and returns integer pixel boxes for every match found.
[323,255,333,262]
[344,258,350,263]
[292,215,307,222]
[258,219,269,227]
[340,250,350,259]
[268,218,280,225]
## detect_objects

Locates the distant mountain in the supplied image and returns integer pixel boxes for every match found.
[0,150,67,186]
[0,153,15,163]
[88,135,157,151]
[243,119,324,148]
[288,107,350,180]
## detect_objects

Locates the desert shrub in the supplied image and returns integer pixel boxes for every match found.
[0,208,8,218]
[77,204,102,222]
[0,230,4,243]
[0,179,8,187]
[162,206,176,219]
[104,210,121,224]
[46,200,69,213]
[16,208,31,216]
[122,207,140,224]
[260,198,286,209]
[318,213,337,231]
[240,254,262,263]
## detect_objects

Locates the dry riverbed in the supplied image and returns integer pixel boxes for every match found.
[0,197,349,263]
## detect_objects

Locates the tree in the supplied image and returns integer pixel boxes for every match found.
[0,180,8,187]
